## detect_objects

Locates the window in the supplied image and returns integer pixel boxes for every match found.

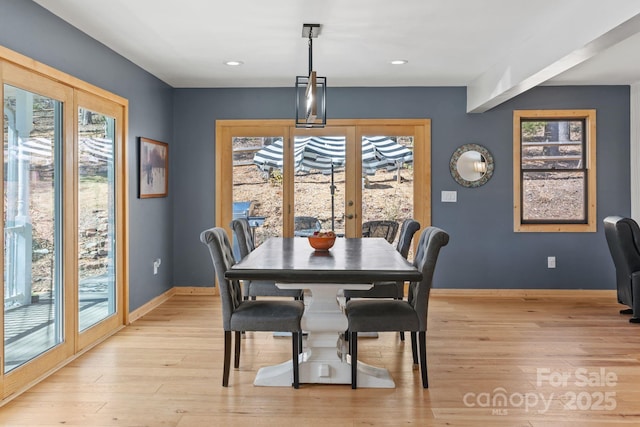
[513,110,596,232]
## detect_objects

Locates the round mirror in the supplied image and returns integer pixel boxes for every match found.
[450,143,494,187]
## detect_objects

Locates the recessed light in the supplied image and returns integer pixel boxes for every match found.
[390,60,408,65]
[224,60,244,66]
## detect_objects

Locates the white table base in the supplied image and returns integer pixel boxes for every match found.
[254,283,395,388]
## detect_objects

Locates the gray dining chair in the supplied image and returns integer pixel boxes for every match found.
[345,219,420,299]
[345,226,449,389]
[344,219,421,340]
[200,227,304,388]
[230,218,304,301]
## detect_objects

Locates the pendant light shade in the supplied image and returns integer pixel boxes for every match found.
[295,23,326,128]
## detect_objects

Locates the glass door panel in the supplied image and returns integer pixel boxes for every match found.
[232,136,284,253]
[0,58,126,399]
[291,128,353,237]
[293,136,346,236]
[361,135,415,250]
[77,109,116,331]
[3,84,63,372]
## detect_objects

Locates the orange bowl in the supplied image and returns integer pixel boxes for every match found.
[308,236,336,251]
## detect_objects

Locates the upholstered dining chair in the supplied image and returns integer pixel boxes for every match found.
[361,220,399,243]
[343,219,421,341]
[200,227,304,388]
[603,216,640,323]
[345,219,421,299]
[230,218,304,301]
[345,226,449,389]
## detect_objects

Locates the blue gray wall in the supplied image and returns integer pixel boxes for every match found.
[174,86,630,290]
[2,1,631,307]
[1,0,174,310]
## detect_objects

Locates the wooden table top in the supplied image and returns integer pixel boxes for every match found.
[225,237,422,284]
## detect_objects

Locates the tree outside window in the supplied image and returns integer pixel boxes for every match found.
[513,110,596,232]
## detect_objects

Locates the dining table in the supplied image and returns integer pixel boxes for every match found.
[225,236,423,388]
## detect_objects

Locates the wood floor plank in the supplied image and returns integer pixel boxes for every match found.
[1,291,640,425]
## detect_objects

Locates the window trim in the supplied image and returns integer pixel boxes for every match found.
[513,109,597,232]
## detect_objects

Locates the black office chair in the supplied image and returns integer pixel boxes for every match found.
[346,226,449,389]
[362,220,399,243]
[230,218,304,301]
[200,227,304,388]
[603,216,640,323]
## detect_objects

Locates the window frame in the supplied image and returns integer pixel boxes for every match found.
[0,45,129,399]
[513,109,597,232]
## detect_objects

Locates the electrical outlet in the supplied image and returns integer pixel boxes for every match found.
[547,256,556,269]
[153,258,162,275]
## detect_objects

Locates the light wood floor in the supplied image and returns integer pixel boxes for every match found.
[1,290,639,426]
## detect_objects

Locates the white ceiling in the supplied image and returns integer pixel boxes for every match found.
[34,0,640,111]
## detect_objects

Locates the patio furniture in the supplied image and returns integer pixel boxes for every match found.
[362,220,399,243]
[294,216,322,237]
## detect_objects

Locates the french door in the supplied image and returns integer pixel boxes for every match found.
[217,119,431,243]
[1,54,127,399]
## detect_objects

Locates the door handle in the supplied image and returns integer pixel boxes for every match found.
[348,200,354,206]
[346,214,354,219]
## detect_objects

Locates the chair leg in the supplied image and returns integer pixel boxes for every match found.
[234,331,241,369]
[292,333,300,389]
[223,331,231,387]
[397,295,405,342]
[351,332,358,389]
[419,331,428,388]
[299,331,303,354]
[411,331,418,366]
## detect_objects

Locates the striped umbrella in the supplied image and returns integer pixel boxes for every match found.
[253,136,412,231]
[253,136,412,175]
[5,137,113,164]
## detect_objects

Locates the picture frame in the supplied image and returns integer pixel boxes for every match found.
[138,137,168,198]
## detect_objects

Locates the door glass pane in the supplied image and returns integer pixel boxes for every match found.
[233,137,283,255]
[361,136,414,251]
[4,85,63,372]
[293,136,345,236]
[78,108,116,331]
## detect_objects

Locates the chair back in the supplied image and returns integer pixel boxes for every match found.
[408,226,449,330]
[200,227,243,330]
[396,219,421,259]
[362,220,399,243]
[603,216,640,305]
[230,217,255,259]
[294,216,322,237]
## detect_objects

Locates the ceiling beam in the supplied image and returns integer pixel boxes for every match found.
[467,6,640,113]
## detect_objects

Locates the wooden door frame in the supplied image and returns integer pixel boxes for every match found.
[215,119,431,237]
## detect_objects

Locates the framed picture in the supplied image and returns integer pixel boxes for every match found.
[139,137,168,198]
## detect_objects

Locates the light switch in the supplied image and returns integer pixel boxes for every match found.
[441,190,457,203]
